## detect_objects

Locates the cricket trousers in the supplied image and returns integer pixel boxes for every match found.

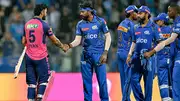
[157,56,172,101]
[117,49,131,101]
[131,54,154,101]
[81,51,109,101]
[172,53,180,101]
[25,54,50,100]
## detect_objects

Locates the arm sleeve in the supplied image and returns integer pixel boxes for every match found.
[70,36,82,47]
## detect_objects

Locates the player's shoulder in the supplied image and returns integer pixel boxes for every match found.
[96,16,107,24]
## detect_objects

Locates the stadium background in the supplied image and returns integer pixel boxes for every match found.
[0,0,178,100]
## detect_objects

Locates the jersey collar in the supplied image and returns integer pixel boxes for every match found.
[139,20,153,28]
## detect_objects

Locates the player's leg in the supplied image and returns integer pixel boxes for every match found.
[25,55,37,101]
[131,57,144,101]
[158,58,172,101]
[81,53,93,101]
[122,66,131,101]
[143,58,153,101]
[117,52,126,95]
[35,57,50,101]
[93,53,108,101]
[172,56,180,101]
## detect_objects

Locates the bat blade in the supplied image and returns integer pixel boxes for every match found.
[14,46,27,79]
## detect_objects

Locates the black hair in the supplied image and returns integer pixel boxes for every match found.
[79,0,94,9]
[125,13,131,18]
[169,3,180,14]
[34,4,48,16]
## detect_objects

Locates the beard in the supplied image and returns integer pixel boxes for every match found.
[80,15,89,21]
[138,16,145,24]
[42,16,46,20]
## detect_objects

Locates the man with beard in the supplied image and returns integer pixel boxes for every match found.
[126,6,161,101]
[144,3,180,101]
[63,0,111,101]
[117,5,138,101]
[22,4,65,101]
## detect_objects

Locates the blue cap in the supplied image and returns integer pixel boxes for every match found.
[138,6,150,14]
[154,13,169,23]
[125,5,138,14]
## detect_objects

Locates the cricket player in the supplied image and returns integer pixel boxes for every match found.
[154,13,173,100]
[22,4,65,101]
[117,5,138,101]
[63,1,111,101]
[126,6,161,101]
[144,4,180,101]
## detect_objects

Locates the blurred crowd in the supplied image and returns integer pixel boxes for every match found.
[0,0,179,72]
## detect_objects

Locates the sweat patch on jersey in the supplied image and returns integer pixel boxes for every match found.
[117,26,128,32]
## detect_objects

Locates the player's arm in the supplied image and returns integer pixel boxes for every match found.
[67,21,82,49]
[68,35,82,48]
[104,32,111,52]
[48,35,64,49]
[144,32,178,59]
[99,19,111,64]
[22,36,26,46]
[22,27,26,46]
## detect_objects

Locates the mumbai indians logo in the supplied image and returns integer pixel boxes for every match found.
[27,24,38,29]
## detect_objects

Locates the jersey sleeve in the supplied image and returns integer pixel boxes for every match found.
[43,23,54,36]
[132,24,138,42]
[101,19,109,33]
[173,22,180,35]
[153,24,161,42]
[76,22,82,36]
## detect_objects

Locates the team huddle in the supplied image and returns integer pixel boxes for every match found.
[21,0,180,101]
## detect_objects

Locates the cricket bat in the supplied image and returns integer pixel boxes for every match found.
[42,71,55,101]
[14,46,27,79]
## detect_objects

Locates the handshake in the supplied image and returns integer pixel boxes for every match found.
[61,44,72,52]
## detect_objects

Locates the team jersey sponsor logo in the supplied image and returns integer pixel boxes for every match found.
[85,34,98,39]
[82,28,89,31]
[135,32,141,35]
[117,26,128,32]
[144,30,150,35]
[159,33,171,38]
[27,24,38,29]
[136,38,147,43]
[92,25,98,30]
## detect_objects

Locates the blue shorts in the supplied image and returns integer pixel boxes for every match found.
[25,54,50,85]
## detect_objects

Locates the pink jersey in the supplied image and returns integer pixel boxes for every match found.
[24,17,53,60]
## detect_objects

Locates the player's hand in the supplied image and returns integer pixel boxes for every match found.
[144,49,156,59]
[126,54,131,67]
[99,50,108,64]
[62,44,70,52]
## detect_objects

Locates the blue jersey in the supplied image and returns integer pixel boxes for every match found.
[157,26,172,59]
[172,16,180,51]
[76,16,109,53]
[133,20,161,54]
[117,18,135,51]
